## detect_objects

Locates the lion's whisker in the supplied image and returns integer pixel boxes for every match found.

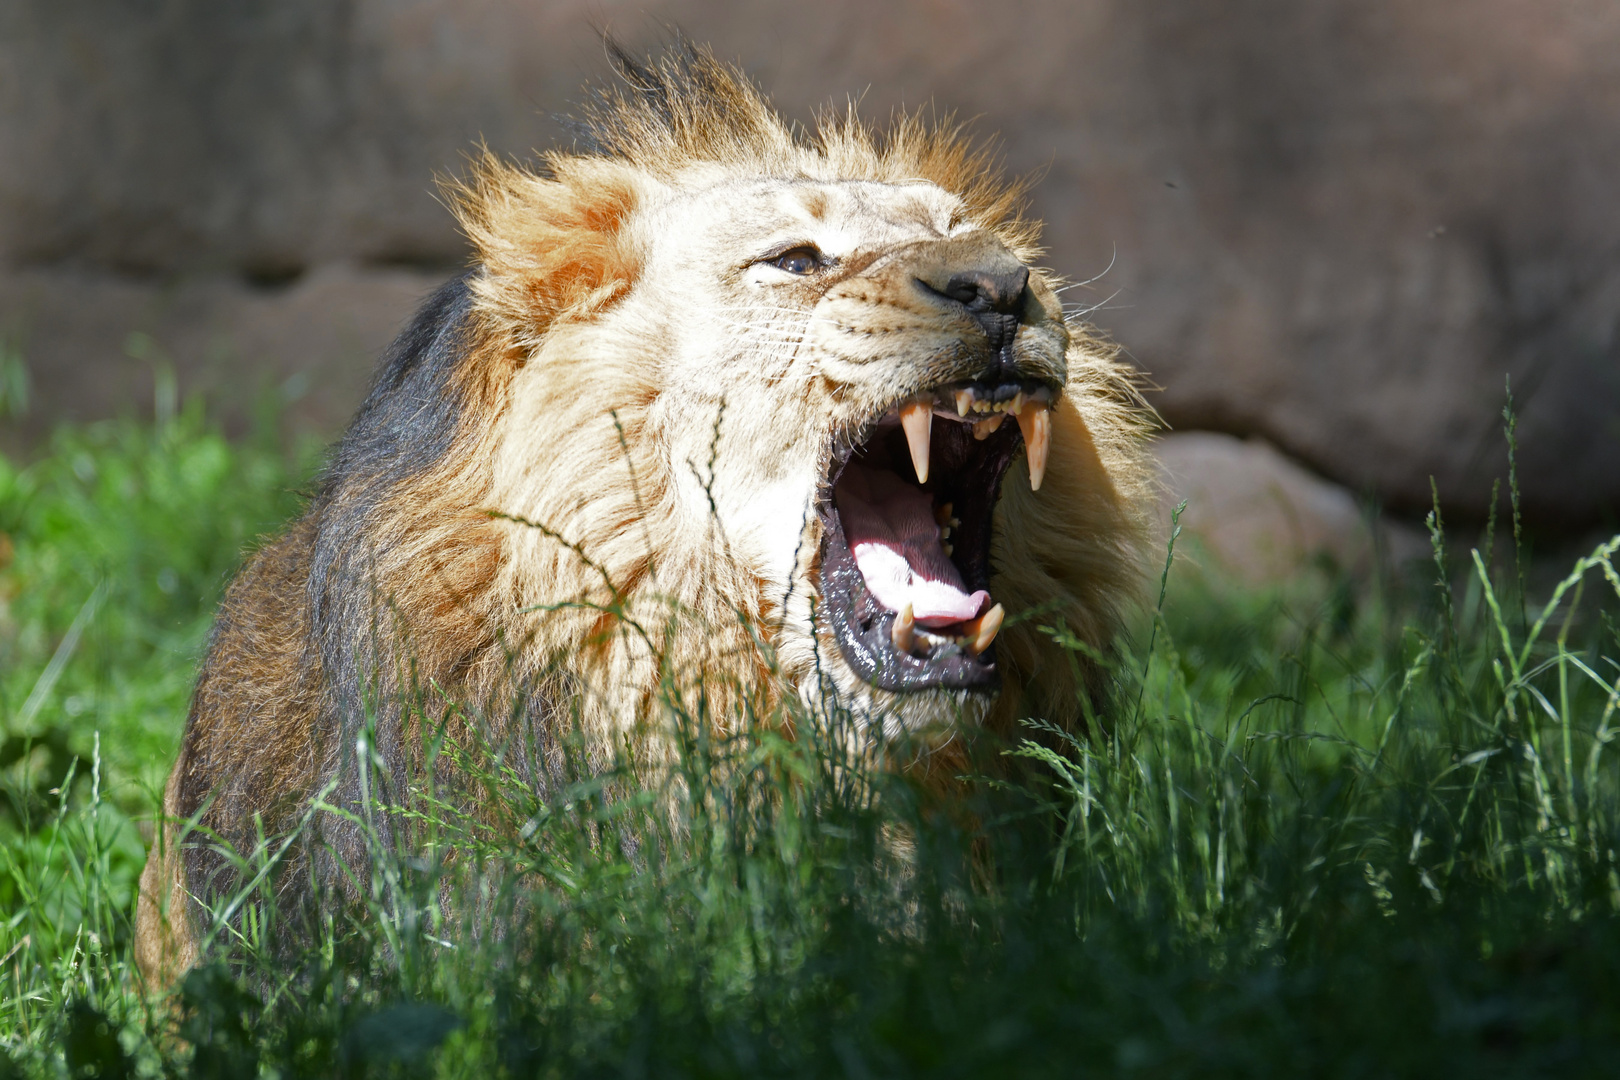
[1063,288,1124,319]
[1053,245,1118,294]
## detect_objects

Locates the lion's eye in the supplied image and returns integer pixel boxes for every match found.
[768,246,822,275]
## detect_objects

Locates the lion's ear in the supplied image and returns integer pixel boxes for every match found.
[453,156,643,333]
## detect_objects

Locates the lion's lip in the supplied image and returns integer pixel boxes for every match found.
[817,379,1039,692]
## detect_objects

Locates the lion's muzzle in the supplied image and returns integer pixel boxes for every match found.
[912,237,1031,365]
[815,233,1066,695]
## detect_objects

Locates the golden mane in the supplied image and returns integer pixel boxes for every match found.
[136,41,1156,987]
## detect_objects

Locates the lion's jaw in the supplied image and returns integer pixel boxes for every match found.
[614,176,1070,737]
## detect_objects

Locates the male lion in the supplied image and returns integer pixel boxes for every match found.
[135,45,1153,986]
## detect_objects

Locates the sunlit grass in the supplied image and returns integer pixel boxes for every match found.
[2,401,1618,1077]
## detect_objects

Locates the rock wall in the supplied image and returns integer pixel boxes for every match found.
[3,0,1617,526]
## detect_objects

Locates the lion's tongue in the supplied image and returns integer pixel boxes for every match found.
[834,463,988,627]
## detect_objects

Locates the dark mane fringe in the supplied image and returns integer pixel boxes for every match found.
[572,36,789,162]
[309,274,474,730]
[172,273,514,933]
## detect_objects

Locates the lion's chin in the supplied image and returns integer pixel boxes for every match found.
[797,665,999,742]
[816,379,1055,696]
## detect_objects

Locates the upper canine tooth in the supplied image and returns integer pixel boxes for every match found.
[965,603,1006,655]
[891,603,916,654]
[899,401,932,484]
[973,414,1005,441]
[954,389,972,417]
[1016,403,1051,492]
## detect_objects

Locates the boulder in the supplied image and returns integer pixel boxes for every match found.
[1155,432,1427,587]
[2,1,1616,523]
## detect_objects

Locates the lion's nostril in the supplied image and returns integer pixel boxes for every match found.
[942,267,1029,316]
[918,265,1031,354]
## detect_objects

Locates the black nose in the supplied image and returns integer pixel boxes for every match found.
[920,265,1030,352]
[940,266,1030,317]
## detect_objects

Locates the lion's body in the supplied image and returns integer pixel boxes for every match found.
[135,46,1154,987]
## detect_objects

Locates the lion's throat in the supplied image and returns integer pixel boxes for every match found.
[834,463,988,628]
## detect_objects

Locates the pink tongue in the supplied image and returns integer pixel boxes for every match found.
[834,463,988,627]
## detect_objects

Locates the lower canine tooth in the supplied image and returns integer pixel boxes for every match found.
[900,401,932,484]
[973,414,1005,440]
[1016,403,1051,491]
[965,603,1006,655]
[891,603,916,654]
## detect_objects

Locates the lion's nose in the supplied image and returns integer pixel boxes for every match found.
[919,263,1030,352]
[907,232,1037,355]
[937,266,1030,318]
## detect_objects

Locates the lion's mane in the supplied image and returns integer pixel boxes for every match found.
[136,44,1155,985]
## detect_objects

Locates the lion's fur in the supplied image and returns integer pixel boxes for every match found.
[136,44,1155,987]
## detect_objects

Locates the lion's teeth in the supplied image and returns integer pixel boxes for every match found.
[900,401,932,484]
[973,414,1005,441]
[1009,391,1025,414]
[933,500,954,526]
[965,603,1006,655]
[891,603,916,654]
[954,390,972,417]
[1016,403,1051,491]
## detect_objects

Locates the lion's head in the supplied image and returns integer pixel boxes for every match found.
[447,45,1153,746]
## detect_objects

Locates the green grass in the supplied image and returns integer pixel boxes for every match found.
[2,401,1619,1077]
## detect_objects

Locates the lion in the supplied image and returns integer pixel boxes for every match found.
[134,43,1154,987]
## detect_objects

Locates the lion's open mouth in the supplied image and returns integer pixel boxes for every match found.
[819,380,1055,692]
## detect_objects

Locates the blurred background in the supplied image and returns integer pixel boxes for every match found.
[1,0,1616,579]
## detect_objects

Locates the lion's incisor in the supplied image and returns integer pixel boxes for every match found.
[135,43,1155,987]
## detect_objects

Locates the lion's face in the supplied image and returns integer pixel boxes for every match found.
[617,174,1071,731]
